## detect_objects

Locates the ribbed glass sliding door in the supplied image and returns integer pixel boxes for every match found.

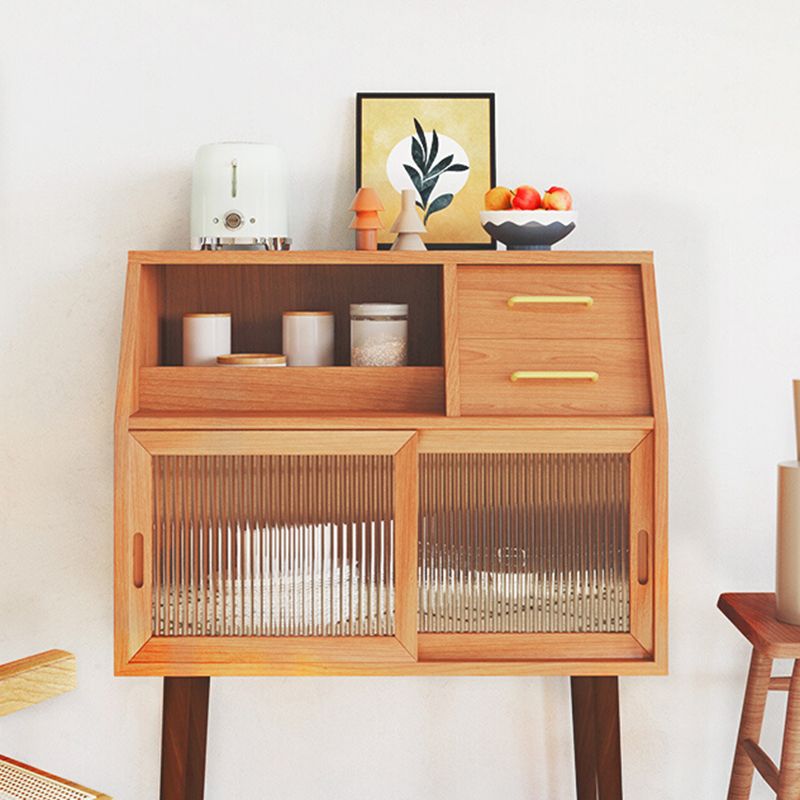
[418,451,631,634]
[152,454,395,637]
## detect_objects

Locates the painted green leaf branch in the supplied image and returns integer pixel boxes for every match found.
[424,192,453,223]
[404,117,469,221]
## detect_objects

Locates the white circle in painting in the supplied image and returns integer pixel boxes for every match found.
[386,133,470,207]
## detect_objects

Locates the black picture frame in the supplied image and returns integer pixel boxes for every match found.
[356,92,497,250]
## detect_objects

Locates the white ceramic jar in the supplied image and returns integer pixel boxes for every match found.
[350,303,408,367]
[217,353,286,367]
[182,313,231,366]
[282,311,335,366]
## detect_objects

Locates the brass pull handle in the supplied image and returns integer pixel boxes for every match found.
[133,533,144,589]
[637,530,650,585]
[507,295,594,309]
[510,370,599,382]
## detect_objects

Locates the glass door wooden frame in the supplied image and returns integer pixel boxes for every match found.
[115,430,418,674]
[415,429,656,664]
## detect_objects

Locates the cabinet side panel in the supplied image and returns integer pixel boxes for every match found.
[629,433,655,654]
[640,259,668,669]
[115,436,153,669]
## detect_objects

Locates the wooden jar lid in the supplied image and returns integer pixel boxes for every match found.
[217,353,286,366]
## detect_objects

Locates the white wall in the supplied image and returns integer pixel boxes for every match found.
[2,1,800,797]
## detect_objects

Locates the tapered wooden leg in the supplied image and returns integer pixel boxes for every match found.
[571,677,598,799]
[571,677,622,799]
[778,660,800,798]
[727,649,773,799]
[593,677,622,800]
[160,677,210,800]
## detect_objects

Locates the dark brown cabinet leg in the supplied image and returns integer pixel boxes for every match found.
[571,677,622,800]
[571,677,599,799]
[160,677,210,800]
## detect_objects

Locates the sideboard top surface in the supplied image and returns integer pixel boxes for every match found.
[128,249,654,266]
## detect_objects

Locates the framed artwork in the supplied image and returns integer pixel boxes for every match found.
[356,93,496,250]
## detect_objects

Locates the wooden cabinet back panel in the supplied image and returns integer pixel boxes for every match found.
[459,339,652,416]
[457,265,646,340]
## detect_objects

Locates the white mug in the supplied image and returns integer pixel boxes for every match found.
[182,313,231,366]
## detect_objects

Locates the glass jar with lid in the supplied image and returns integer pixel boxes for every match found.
[350,303,408,367]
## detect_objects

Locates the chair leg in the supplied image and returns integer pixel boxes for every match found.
[778,660,800,799]
[727,648,773,799]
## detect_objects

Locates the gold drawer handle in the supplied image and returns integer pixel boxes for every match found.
[510,370,599,383]
[507,295,594,309]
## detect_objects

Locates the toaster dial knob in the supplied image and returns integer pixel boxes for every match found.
[224,211,244,230]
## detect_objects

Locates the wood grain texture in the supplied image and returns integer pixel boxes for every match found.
[630,433,655,655]
[457,265,646,340]
[640,259,668,673]
[161,677,209,800]
[119,641,662,676]
[158,263,442,367]
[571,676,599,799]
[132,429,415,456]
[137,636,415,665]
[131,250,654,266]
[719,594,800,659]
[419,633,647,662]
[115,250,667,678]
[129,412,656,431]
[778,659,800,797]
[740,739,779,794]
[0,650,76,717]
[393,436,419,659]
[459,338,651,416]
[138,366,444,415]
[115,436,153,671]
[593,677,623,799]
[418,428,647,454]
[570,677,622,800]
[442,262,461,416]
[0,755,111,799]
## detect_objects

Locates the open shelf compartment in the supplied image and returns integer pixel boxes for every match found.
[130,260,445,416]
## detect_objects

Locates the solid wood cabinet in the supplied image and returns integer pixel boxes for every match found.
[114,250,667,677]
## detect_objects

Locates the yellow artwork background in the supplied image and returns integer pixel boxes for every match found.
[359,96,493,246]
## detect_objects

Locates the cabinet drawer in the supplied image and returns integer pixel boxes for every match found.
[457,266,645,339]
[459,339,651,415]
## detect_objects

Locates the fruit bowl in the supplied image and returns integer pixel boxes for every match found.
[480,210,577,250]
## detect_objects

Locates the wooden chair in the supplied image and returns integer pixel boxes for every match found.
[719,593,800,798]
[0,650,111,799]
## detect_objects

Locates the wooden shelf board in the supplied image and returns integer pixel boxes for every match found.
[129,412,656,431]
[130,250,653,266]
[117,658,663,678]
[138,366,444,415]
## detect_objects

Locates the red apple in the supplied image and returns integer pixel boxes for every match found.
[542,186,572,211]
[511,185,541,210]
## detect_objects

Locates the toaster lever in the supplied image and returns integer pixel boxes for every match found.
[231,159,238,198]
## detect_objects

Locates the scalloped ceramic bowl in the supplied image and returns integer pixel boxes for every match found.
[480,210,577,250]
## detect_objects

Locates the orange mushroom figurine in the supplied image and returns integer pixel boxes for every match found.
[349,187,384,250]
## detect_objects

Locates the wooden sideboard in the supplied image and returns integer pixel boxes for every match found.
[114,250,667,798]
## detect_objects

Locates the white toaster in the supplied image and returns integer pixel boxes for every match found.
[190,142,290,250]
